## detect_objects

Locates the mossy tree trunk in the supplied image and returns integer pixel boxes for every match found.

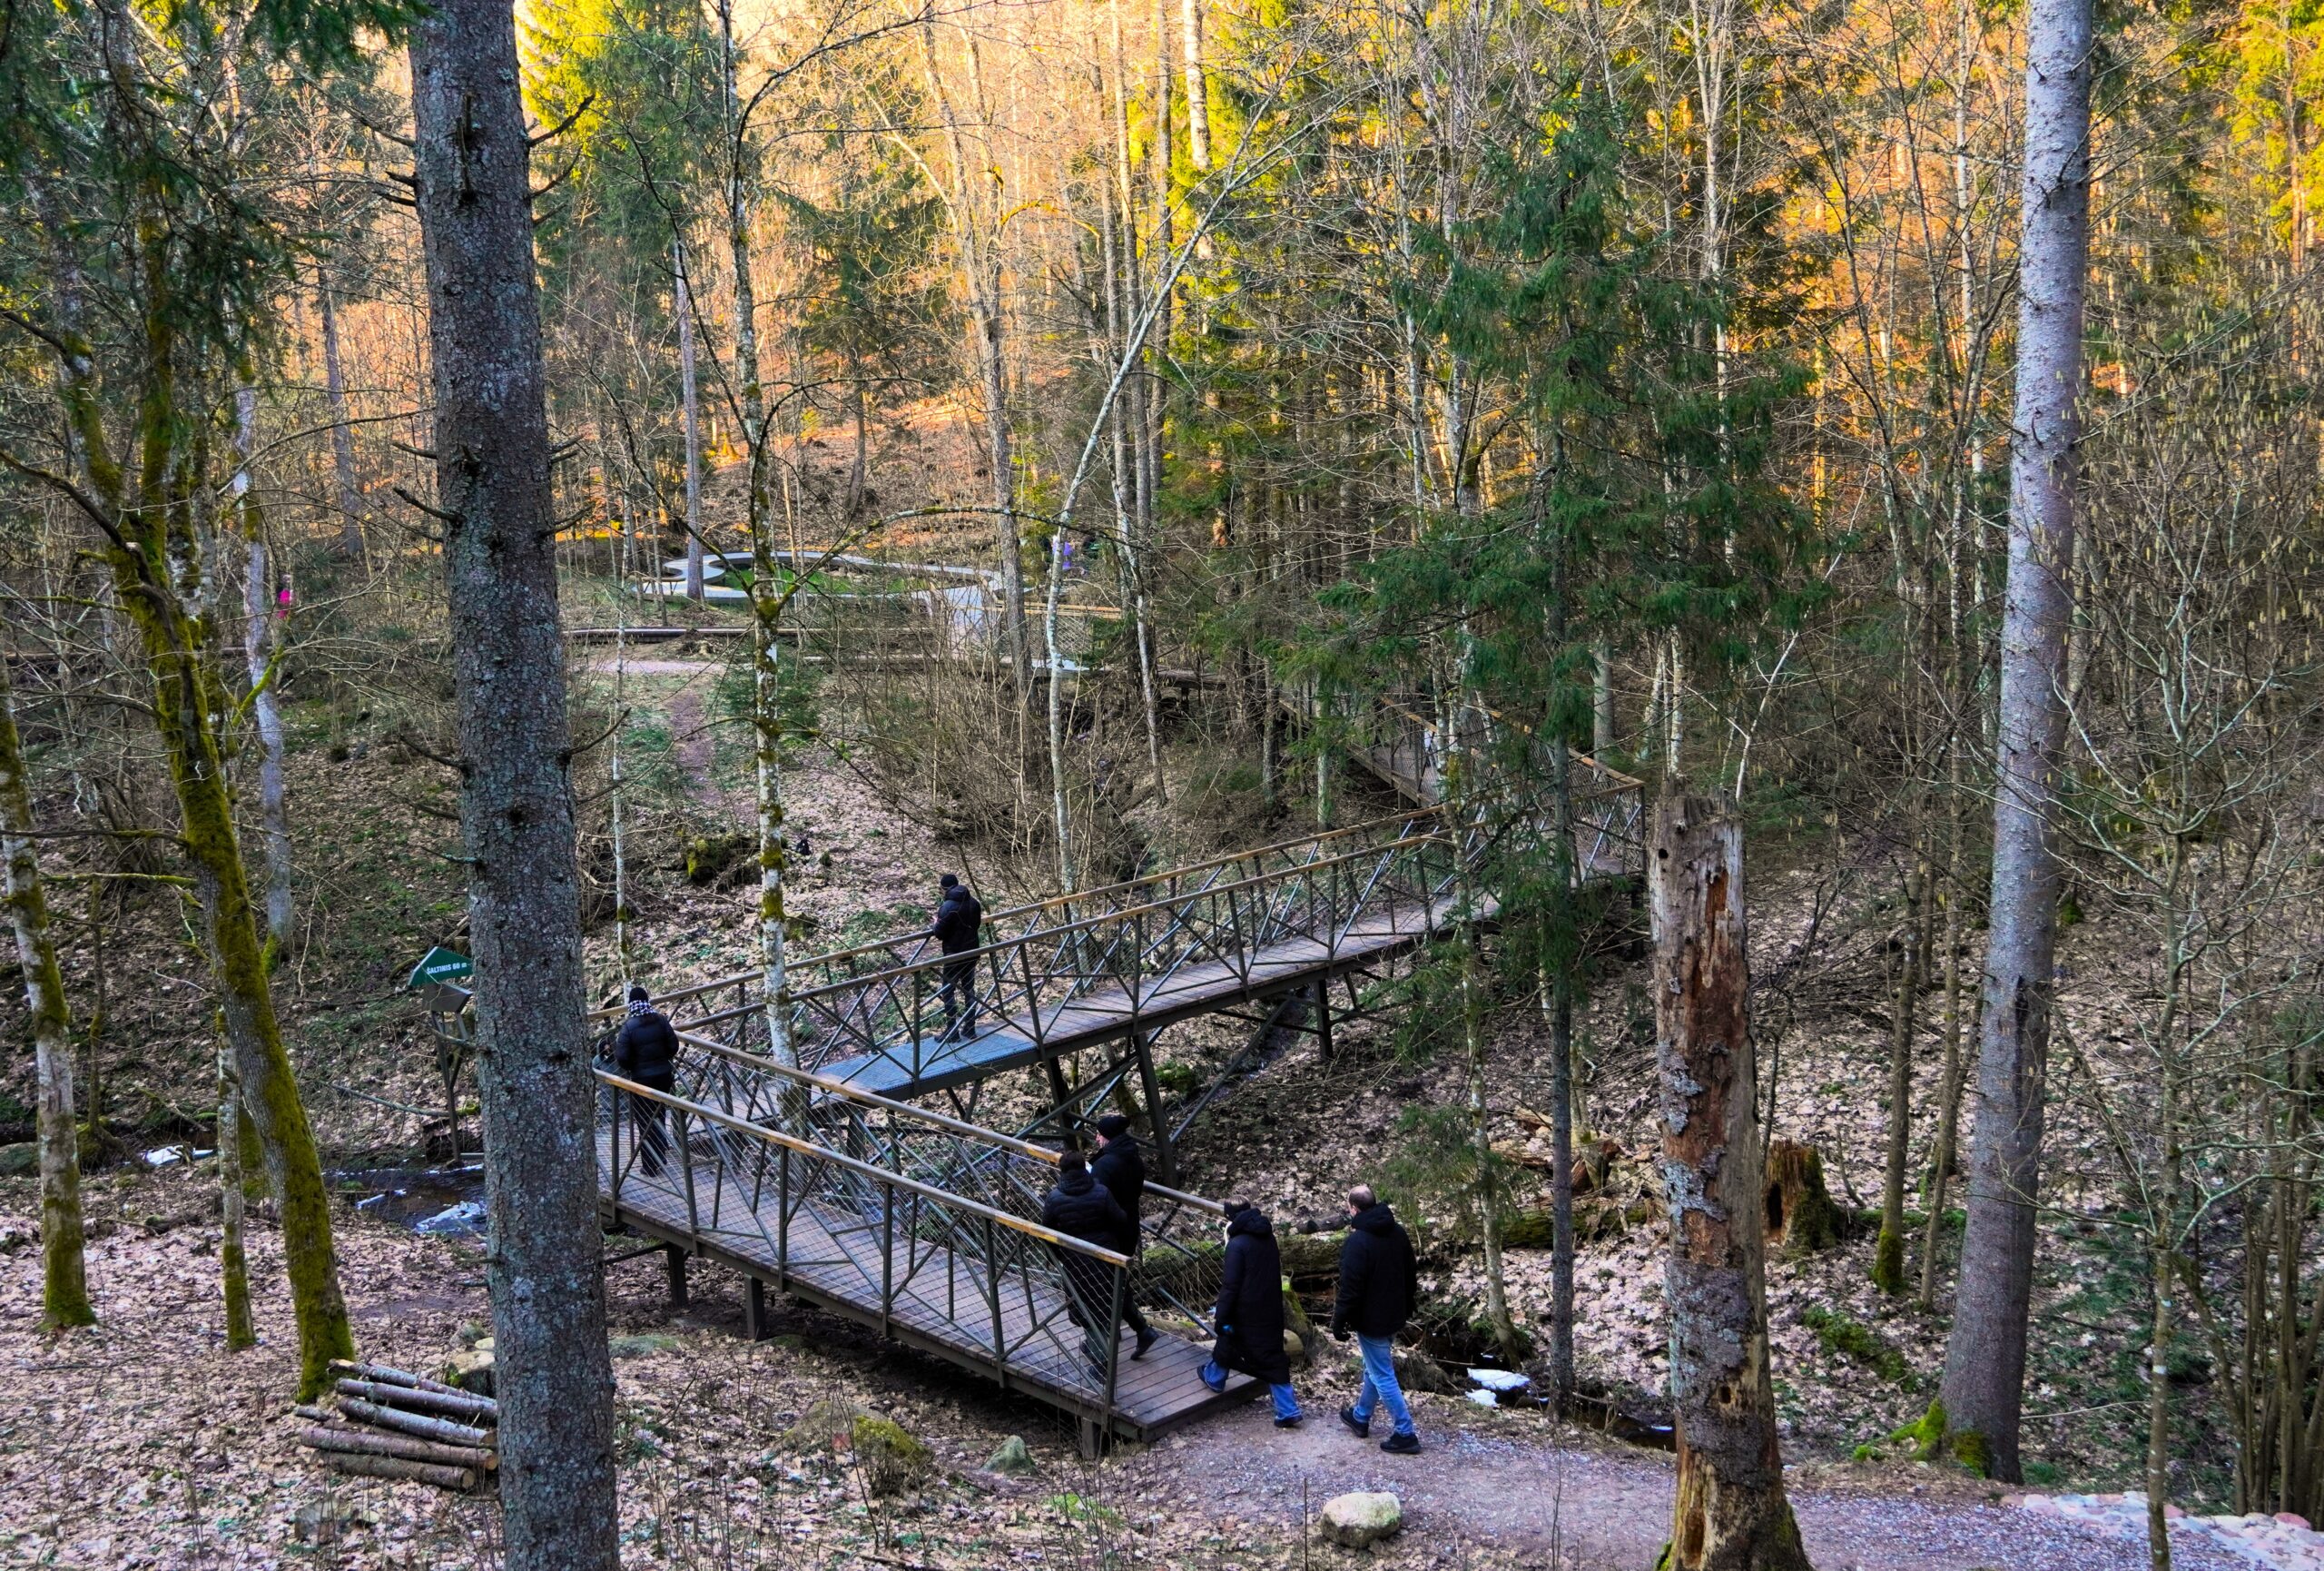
[409,0,622,1561]
[44,206,352,1397]
[1649,795,1812,1571]
[0,655,95,1329]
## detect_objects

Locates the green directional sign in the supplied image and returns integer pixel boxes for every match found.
[407,945,474,990]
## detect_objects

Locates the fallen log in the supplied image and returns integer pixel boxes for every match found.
[338,1397,495,1448]
[330,1359,464,1397]
[296,1424,497,1473]
[335,1378,497,1425]
[322,1451,478,1491]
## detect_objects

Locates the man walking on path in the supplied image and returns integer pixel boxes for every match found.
[1040,1151,1132,1374]
[1090,1113,1159,1359]
[1333,1183,1420,1453]
[1201,1201,1302,1426]
[611,985,680,1176]
[927,874,984,1042]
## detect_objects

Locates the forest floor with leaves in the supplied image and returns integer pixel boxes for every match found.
[0,535,2298,1562]
[0,1161,2266,1571]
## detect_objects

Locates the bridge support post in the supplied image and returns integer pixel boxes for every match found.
[1043,1054,1080,1149]
[1314,980,1334,1062]
[1131,1032,1178,1187]
[1076,1416,1107,1461]
[743,1275,771,1340]
[665,1243,688,1308]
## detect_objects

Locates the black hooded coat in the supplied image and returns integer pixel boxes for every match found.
[1211,1208,1292,1384]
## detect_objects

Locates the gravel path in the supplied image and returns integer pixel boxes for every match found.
[1127,1405,2252,1571]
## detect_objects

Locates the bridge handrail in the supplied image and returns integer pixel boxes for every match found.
[671,1028,1226,1217]
[596,1068,1132,1266]
[781,825,1462,1001]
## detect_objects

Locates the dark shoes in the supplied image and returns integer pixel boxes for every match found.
[1381,1431,1421,1455]
[1275,1416,1302,1429]
[1339,1405,1370,1439]
[1132,1328,1158,1361]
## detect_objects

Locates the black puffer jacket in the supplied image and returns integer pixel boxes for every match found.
[1088,1136,1146,1253]
[613,1006,681,1086]
[1331,1202,1416,1339]
[1039,1167,1128,1251]
[1212,1208,1291,1384]
[931,887,984,954]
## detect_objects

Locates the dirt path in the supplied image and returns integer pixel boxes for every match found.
[1127,1405,2248,1571]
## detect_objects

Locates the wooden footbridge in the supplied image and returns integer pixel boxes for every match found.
[591,757,1644,1449]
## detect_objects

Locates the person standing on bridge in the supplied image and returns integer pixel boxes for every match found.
[1090,1114,1159,1360]
[611,985,680,1177]
[927,873,984,1042]
[1333,1183,1421,1453]
[1201,1201,1302,1427]
[1040,1150,1132,1376]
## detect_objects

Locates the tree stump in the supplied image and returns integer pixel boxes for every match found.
[1764,1141,1840,1257]
[1649,795,1812,1571]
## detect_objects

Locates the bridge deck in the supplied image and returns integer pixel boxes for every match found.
[821,891,1464,1100]
[597,1137,1260,1440]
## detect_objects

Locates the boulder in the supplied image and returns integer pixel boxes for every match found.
[1284,1329,1305,1364]
[851,1415,931,1497]
[0,1142,37,1178]
[984,1435,1037,1477]
[444,1343,495,1398]
[783,1395,866,1452]
[1318,1492,1403,1548]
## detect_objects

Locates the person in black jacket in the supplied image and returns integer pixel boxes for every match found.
[611,985,682,1176]
[1039,1151,1131,1373]
[1199,1202,1302,1426]
[1331,1183,1420,1452]
[1088,1115,1157,1358]
[927,874,984,1041]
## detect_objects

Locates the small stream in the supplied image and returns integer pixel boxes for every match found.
[334,1163,489,1234]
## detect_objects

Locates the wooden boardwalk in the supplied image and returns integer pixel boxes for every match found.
[822,891,1461,1100]
[596,1127,1259,1444]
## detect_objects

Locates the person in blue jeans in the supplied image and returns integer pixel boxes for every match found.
[1198,1202,1302,1426]
[1330,1183,1420,1453]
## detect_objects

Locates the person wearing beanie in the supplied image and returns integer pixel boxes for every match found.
[610,984,681,1177]
[1088,1114,1157,1359]
[1200,1200,1302,1426]
[1039,1150,1134,1374]
[925,873,985,1042]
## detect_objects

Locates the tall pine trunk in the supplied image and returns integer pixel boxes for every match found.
[1935,0,2091,1481]
[0,656,94,1329]
[1650,795,1810,1571]
[316,277,365,560]
[409,2,620,1561]
[675,237,705,602]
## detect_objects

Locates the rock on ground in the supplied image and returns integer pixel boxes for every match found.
[1320,1491,1403,1547]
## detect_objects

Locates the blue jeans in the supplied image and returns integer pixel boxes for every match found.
[1201,1357,1301,1422]
[1351,1334,1414,1437]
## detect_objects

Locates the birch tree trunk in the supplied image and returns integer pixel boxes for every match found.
[409,1,620,1561]
[316,277,366,560]
[675,237,705,602]
[1181,0,1209,171]
[233,387,294,960]
[719,2,796,1069]
[0,656,94,1329]
[1936,0,2092,1480]
[1649,795,1811,1571]
[218,1027,254,1351]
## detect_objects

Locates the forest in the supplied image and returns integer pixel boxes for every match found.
[0,0,2319,1563]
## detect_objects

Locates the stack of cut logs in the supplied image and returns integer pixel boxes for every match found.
[291,1359,497,1491]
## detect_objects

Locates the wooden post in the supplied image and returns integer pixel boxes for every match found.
[664,1245,688,1309]
[743,1276,770,1341]
[1313,979,1334,1062]
[1648,795,1811,1571]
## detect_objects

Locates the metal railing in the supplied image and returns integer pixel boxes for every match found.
[596,1031,1228,1419]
